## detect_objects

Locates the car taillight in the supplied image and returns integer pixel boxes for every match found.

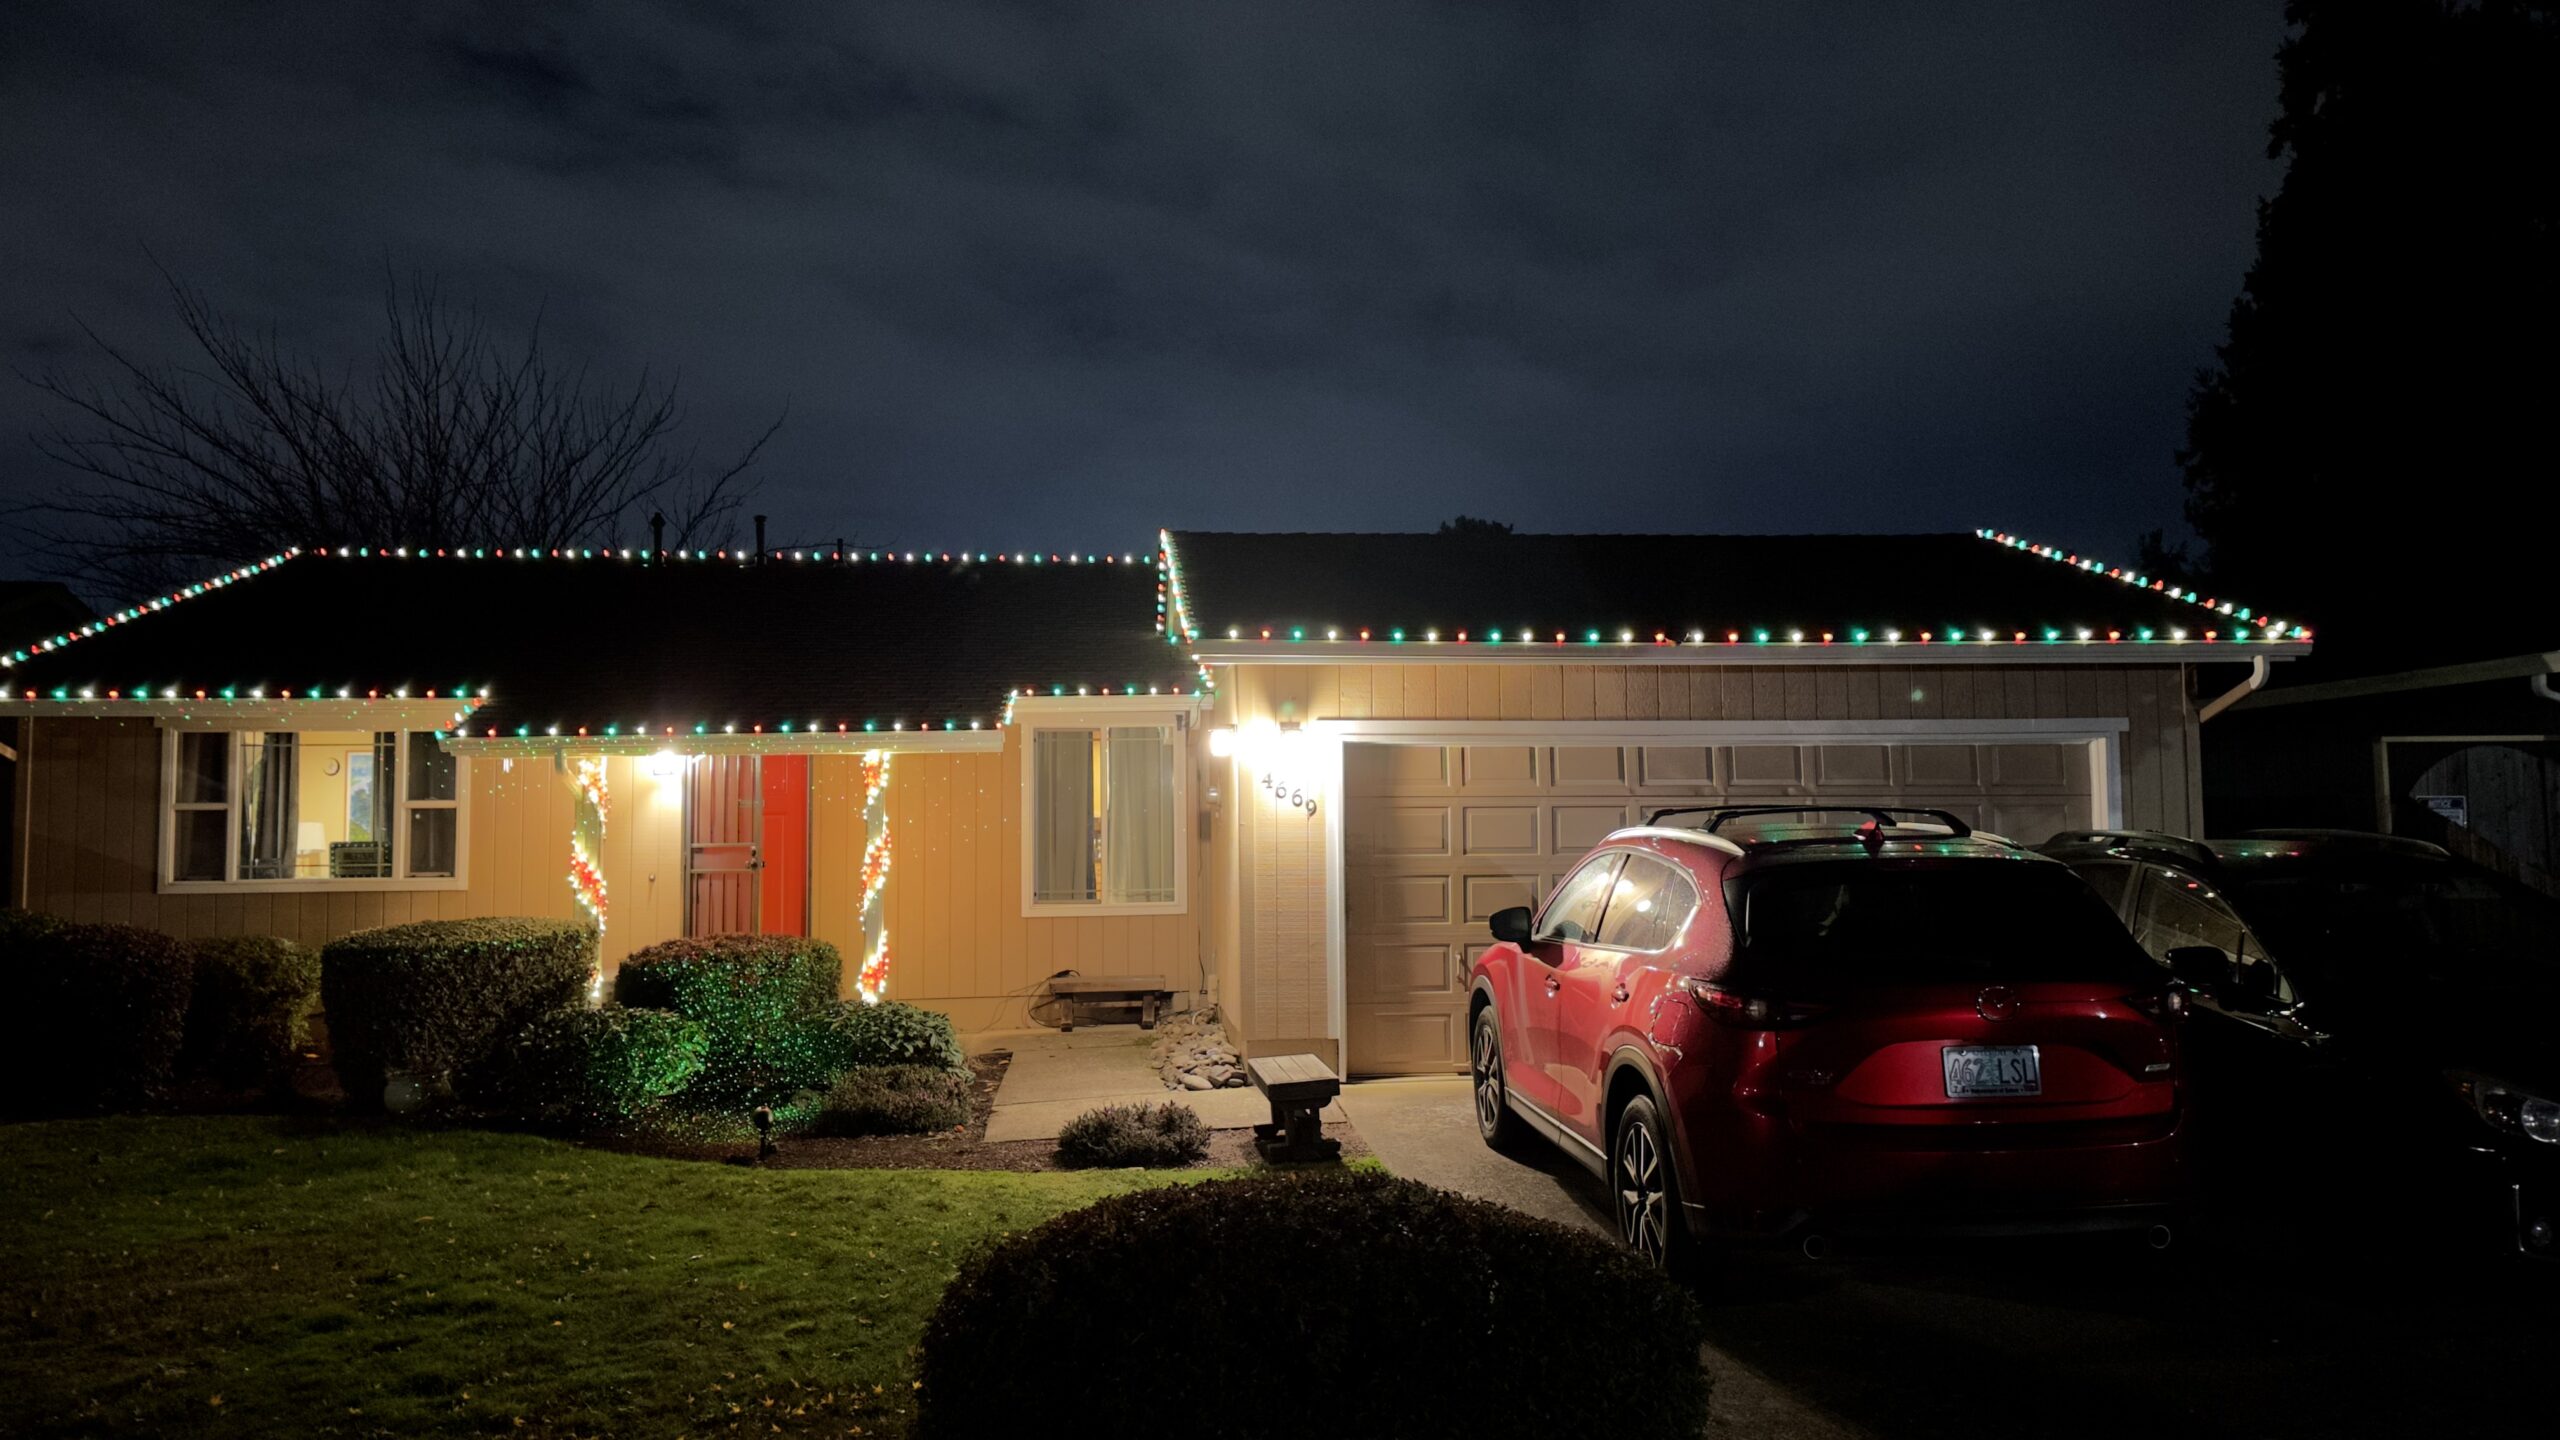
[1680,978,1827,1029]
[2124,987,2187,1021]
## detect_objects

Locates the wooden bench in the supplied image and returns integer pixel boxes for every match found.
[1045,973,1173,1031]
[1247,1053,1342,1163]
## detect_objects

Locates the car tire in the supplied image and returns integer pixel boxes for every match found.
[1612,1094,1692,1276]
[1469,1006,1527,1151]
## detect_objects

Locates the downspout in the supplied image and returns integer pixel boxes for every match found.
[2532,672,2559,705]
[2197,655,2270,723]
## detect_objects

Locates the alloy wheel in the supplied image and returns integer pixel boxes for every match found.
[1617,1118,1668,1264]
[1470,1017,1504,1135]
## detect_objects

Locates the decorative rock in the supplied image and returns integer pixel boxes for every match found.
[1177,1072,1215,1091]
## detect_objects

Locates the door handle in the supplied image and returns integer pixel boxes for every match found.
[1544,976,1561,996]
[1612,983,1630,1004]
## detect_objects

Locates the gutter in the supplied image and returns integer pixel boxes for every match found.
[2228,650,2560,713]
[2197,655,2270,723]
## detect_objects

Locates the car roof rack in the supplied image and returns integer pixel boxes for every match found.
[2231,828,2451,858]
[1641,804,1988,855]
[2040,829,2218,868]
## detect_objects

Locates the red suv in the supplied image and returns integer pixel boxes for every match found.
[1467,807,2189,1267]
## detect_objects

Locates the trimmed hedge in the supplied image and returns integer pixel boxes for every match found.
[916,1173,1711,1439]
[1054,1101,1210,1168]
[802,998,966,1075]
[185,936,320,1090]
[480,1004,709,1130]
[613,934,845,1101]
[322,918,595,1106]
[807,1062,974,1137]
[3,917,196,1112]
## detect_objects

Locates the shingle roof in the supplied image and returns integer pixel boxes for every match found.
[5,548,1199,738]
[1161,527,2311,650]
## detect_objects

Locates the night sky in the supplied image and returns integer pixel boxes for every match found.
[2,2,2285,581]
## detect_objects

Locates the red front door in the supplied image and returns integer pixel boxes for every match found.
[685,754,809,936]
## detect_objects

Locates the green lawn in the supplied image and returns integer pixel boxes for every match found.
[0,1116,1178,1438]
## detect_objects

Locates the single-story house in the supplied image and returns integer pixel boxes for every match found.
[3,527,2310,1075]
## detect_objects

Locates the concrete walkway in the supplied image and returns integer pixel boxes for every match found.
[1336,1076,1867,1440]
[970,1025,1342,1144]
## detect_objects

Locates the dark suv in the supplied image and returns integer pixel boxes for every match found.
[2040,828,2560,1259]
[1467,806,2188,1269]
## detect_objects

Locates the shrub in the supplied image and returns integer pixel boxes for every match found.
[806,1063,975,1137]
[184,936,320,1089]
[479,1004,709,1130]
[801,998,965,1075]
[1053,1101,1210,1168]
[3,919,196,1112]
[321,917,595,1106]
[916,1172,1710,1439]
[613,934,844,1101]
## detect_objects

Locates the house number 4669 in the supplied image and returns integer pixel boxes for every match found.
[1259,771,1318,817]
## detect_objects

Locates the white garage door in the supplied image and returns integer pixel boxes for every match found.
[1341,738,2099,1077]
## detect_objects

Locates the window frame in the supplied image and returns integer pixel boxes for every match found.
[1016,707,1189,918]
[157,728,472,893]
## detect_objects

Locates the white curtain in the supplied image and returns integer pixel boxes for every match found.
[1104,727,1175,903]
[1032,729,1096,902]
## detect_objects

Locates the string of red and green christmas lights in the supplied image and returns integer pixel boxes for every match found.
[568,758,609,931]
[1161,527,2310,650]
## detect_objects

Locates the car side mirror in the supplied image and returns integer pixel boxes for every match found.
[2166,945,2236,995]
[1489,906,1534,945]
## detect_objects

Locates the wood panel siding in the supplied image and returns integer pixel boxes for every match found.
[812,729,1203,1031]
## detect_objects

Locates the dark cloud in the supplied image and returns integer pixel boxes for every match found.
[0,0,2284,580]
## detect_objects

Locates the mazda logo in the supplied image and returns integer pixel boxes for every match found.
[1975,986,2019,1022]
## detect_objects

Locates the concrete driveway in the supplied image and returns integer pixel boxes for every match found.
[1338,1077,2558,1440]
[1338,1077,1865,1440]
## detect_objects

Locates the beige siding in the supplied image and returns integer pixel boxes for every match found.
[825,729,1202,1030]
[17,716,588,951]
[1217,661,2203,1065]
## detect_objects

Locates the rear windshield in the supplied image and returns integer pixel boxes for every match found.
[1727,860,2157,987]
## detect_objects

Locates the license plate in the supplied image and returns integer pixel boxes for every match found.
[1942,1045,2042,1098]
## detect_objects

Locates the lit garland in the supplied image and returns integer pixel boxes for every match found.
[855,751,892,1004]
[568,757,609,932]
[1975,529,2310,640]
[2,550,299,669]
[1157,528,1202,643]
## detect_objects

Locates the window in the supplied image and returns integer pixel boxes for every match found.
[1727,862,2157,986]
[1597,856,1700,953]
[162,730,466,888]
[1026,721,1182,911]
[2133,865,2289,1004]
[1536,855,1624,944]
[2073,860,2137,916]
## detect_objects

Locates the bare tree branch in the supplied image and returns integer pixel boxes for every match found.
[10,270,768,598]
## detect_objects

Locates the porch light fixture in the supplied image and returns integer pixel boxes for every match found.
[1206,727,1236,758]
[648,749,683,778]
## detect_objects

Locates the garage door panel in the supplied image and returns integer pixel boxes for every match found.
[1353,943,1455,999]
[1460,745,1538,788]
[1462,872,1540,921]
[1813,744,1894,789]
[1348,743,1451,794]
[1375,874,1451,924]
[1359,804,1452,856]
[1461,805,1540,854]
[1728,744,1809,789]
[1551,745,1629,786]
[1345,737,2099,1077]
[1905,745,1983,788]
[1554,803,1631,852]
[1990,743,2088,793]
[1638,746,1717,786]
[1351,1009,1464,1073]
